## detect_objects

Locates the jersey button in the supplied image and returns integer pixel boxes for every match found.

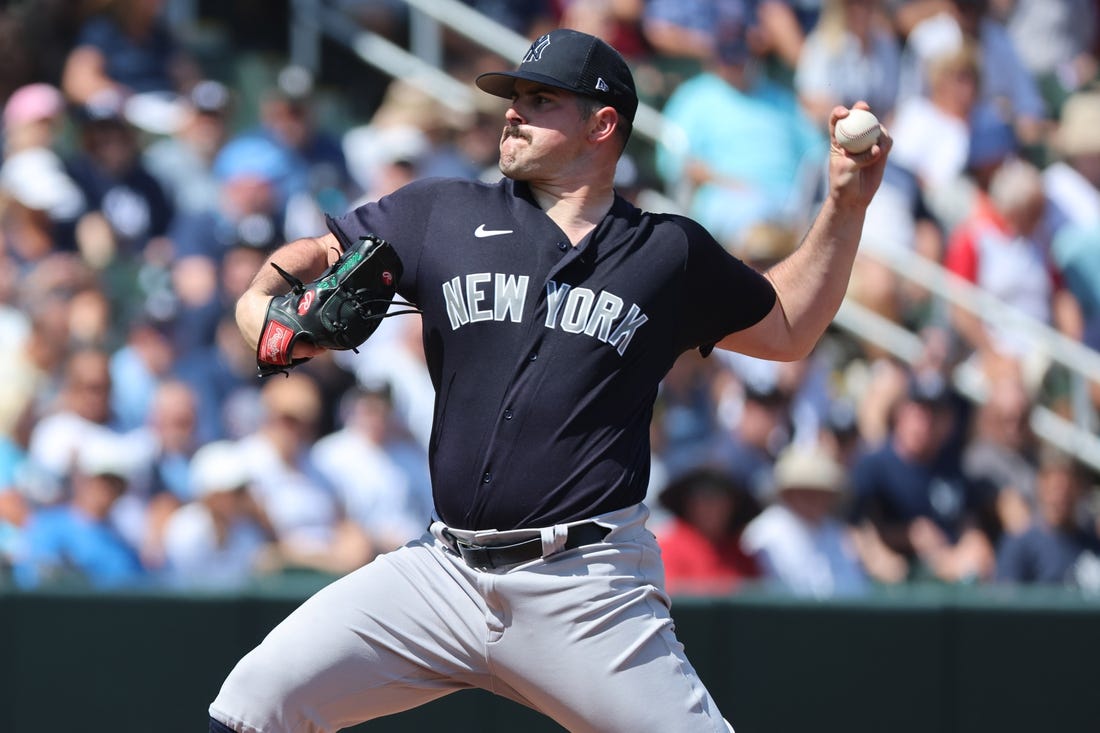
[528,351,538,362]
[557,241,568,251]
[482,472,492,484]
[503,409,514,420]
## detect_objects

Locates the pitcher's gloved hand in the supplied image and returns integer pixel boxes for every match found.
[255,234,417,376]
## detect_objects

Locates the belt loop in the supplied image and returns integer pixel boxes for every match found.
[540,523,569,558]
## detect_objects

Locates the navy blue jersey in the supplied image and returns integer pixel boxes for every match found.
[329,177,776,530]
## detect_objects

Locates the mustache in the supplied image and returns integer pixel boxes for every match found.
[502,126,530,142]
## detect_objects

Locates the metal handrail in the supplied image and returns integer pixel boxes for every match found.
[859,244,1100,384]
[834,300,1100,473]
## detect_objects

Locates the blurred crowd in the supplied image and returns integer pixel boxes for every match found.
[1,0,1099,598]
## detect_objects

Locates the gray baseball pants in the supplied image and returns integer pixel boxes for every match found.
[209,503,733,732]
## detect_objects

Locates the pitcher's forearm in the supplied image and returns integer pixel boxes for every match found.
[236,235,340,350]
[248,235,340,295]
[764,197,867,355]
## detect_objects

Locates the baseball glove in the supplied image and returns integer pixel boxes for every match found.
[255,234,417,377]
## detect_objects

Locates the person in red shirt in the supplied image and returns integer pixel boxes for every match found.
[942,156,1082,388]
[655,466,762,594]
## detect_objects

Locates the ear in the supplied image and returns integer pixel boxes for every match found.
[587,106,619,145]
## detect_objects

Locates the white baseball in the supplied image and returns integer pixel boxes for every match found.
[835,109,881,154]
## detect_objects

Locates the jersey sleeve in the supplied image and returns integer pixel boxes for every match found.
[673,216,777,353]
[326,178,444,304]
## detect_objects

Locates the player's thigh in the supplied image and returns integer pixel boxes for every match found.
[210,539,488,733]
[547,587,726,733]
[493,540,729,733]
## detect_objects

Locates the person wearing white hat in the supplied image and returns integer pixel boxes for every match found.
[741,443,869,597]
[0,83,86,263]
[11,433,145,588]
[161,440,273,589]
[1045,91,1100,232]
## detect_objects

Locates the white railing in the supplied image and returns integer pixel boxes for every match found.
[834,300,1100,472]
[293,0,1100,469]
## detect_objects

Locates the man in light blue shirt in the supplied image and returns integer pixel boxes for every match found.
[656,22,826,247]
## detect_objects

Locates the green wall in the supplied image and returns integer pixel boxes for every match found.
[2,583,1099,733]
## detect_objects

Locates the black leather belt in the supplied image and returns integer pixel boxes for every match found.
[443,522,610,570]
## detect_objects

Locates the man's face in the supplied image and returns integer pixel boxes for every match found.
[498,81,590,180]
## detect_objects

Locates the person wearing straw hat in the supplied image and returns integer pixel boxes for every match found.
[741,443,869,598]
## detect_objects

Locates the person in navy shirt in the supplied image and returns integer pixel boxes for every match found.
[996,448,1100,589]
[211,28,892,733]
[850,371,997,583]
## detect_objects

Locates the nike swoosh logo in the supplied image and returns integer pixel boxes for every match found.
[475,224,514,238]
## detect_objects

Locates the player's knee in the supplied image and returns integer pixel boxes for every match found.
[209,715,236,733]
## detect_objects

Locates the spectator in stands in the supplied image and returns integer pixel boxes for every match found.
[63,91,174,268]
[652,347,727,478]
[0,147,85,266]
[817,396,864,468]
[143,79,234,216]
[171,133,291,262]
[162,440,274,589]
[643,0,807,80]
[844,44,982,332]
[962,365,1038,535]
[1052,222,1100,366]
[718,345,834,449]
[741,443,869,597]
[26,346,127,502]
[2,82,67,156]
[941,102,1020,229]
[998,0,1098,114]
[1,84,85,262]
[896,0,1049,149]
[108,316,176,432]
[795,0,901,129]
[1043,94,1100,393]
[460,0,558,36]
[943,156,1082,390]
[849,370,997,583]
[887,42,981,220]
[655,466,762,595]
[11,433,146,588]
[311,381,433,555]
[336,313,435,451]
[655,19,825,248]
[60,0,198,107]
[342,78,485,200]
[166,135,295,353]
[343,120,431,206]
[644,0,754,63]
[558,0,649,61]
[996,447,1100,590]
[1043,90,1100,235]
[235,372,371,576]
[0,286,72,441]
[113,379,203,569]
[711,376,792,499]
[235,65,357,238]
[175,313,261,443]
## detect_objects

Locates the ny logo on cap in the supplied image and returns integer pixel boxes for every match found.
[524,34,551,63]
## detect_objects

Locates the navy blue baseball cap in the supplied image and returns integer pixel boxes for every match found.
[476,29,638,123]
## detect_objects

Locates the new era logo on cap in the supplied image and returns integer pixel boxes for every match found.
[476,29,638,124]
